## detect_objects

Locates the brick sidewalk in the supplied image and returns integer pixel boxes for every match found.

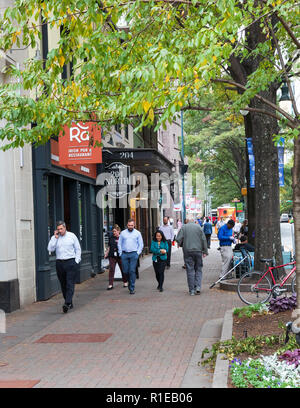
[0,242,244,388]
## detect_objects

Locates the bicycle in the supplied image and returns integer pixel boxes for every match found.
[237,257,296,305]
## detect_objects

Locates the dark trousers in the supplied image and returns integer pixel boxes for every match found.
[153,258,166,289]
[108,257,128,285]
[166,240,172,267]
[121,251,139,291]
[56,259,78,305]
[205,234,211,248]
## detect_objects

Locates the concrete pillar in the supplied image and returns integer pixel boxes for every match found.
[0,140,20,312]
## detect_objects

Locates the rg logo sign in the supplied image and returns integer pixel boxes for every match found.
[70,123,90,143]
[0,309,6,333]
[59,122,102,165]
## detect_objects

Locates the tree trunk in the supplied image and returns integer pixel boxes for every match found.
[250,88,283,270]
[228,18,283,271]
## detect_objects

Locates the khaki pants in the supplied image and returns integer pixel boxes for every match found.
[220,246,233,278]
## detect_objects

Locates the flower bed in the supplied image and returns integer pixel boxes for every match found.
[230,354,300,388]
[200,295,300,388]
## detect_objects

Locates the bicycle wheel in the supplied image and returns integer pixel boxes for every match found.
[237,272,272,305]
[291,275,297,294]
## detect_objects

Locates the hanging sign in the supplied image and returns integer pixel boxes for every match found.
[278,138,284,187]
[246,138,255,188]
[59,122,102,165]
[247,137,285,188]
[105,162,131,199]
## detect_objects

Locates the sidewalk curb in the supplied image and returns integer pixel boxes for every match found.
[181,318,223,388]
[212,309,234,388]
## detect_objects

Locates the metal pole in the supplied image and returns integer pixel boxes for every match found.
[181,110,186,222]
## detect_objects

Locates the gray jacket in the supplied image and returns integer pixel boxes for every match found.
[176,222,208,254]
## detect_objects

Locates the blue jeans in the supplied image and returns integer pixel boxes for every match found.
[121,252,139,291]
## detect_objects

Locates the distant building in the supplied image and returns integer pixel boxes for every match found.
[157,115,183,227]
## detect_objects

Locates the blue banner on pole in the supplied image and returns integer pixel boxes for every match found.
[247,137,284,188]
[246,138,255,188]
[278,137,284,187]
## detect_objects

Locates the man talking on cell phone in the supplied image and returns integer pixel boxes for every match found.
[47,221,81,313]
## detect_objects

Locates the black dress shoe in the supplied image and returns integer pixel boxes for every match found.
[159,288,164,292]
[62,303,72,313]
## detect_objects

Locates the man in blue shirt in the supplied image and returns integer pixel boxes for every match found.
[203,217,213,249]
[118,219,144,294]
[217,219,235,279]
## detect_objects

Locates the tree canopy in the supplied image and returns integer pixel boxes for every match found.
[0,0,298,149]
[184,110,246,207]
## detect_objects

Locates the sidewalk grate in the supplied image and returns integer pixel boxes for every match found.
[0,380,40,388]
[34,333,113,343]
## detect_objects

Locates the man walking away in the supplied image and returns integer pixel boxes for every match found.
[47,221,81,313]
[217,219,235,279]
[159,216,174,269]
[118,219,144,294]
[176,219,208,295]
[203,217,213,249]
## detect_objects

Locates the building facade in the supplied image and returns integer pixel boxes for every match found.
[0,46,36,312]
[0,5,176,309]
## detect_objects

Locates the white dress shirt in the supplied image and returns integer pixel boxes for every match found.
[47,231,81,264]
[159,224,174,241]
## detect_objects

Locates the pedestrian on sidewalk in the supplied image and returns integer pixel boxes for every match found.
[203,217,213,249]
[118,219,144,295]
[181,218,189,269]
[217,219,235,279]
[176,219,208,295]
[159,216,174,269]
[216,217,225,232]
[47,220,81,313]
[240,219,248,237]
[233,218,242,241]
[104,225,128,290]
[234,235,255,252]
[177,219,182,231]
[150,230,169,292]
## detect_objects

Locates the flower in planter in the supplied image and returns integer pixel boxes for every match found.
[268,294,297,314]
[278,349,300,368]
[230,355,300,388]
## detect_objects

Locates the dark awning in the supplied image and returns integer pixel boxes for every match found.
[102,148,175,174]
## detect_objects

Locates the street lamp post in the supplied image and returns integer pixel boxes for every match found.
[181,110,186,222]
